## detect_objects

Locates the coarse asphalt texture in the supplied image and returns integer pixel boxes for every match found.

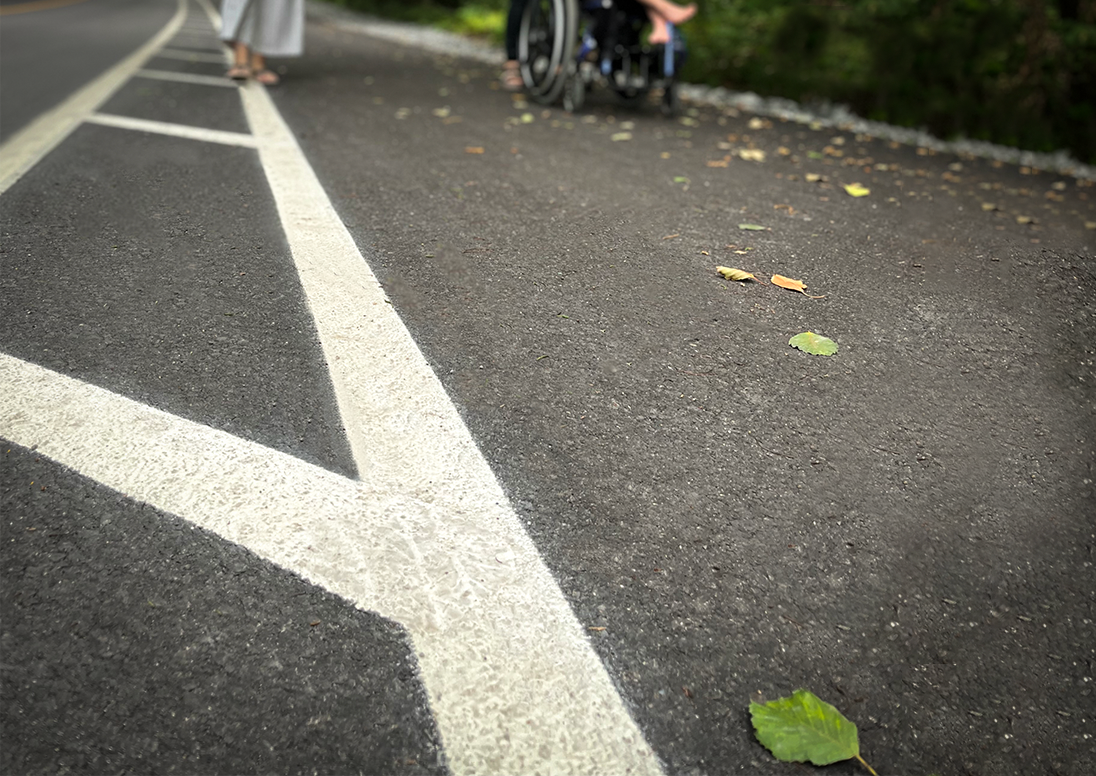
[2,0,1095,774]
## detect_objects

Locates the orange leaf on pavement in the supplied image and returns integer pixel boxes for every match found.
[771,274,824,298]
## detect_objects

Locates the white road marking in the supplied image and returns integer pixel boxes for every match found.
[135,68,237,87]
[2,0,665,773]
[86,113,256,147]
[2,352,661,776]
[0,0,187,195]
[228,78,662,776]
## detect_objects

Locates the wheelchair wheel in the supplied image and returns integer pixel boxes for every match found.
[519,0,578,105]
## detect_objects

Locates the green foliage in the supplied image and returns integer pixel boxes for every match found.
[684,0,1096,162]
[751,689,860,765]
[329,0,507,43]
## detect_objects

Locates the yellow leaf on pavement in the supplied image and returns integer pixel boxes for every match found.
[717,266,760,282]
[843,183,870,197]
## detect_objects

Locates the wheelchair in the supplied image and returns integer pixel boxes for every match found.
[518,0,686,115]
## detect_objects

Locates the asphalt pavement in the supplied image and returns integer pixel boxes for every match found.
[2,0,1095,774]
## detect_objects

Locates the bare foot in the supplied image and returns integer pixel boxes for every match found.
[648,16,671,45]
[656,1,696,26]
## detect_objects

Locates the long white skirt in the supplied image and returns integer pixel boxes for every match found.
[220,0,304,58]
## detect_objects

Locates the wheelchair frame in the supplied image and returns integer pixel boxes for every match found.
[518,0,684,115]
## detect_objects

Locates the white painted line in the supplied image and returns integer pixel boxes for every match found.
[155,47,229,63]
[0,351,661,776]
[136,68,237,87]
[228,75,664,775]
[86,113,256,147]
[0,0,187,195]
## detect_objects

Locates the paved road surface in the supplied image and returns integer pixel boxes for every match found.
[2,1,1094,774]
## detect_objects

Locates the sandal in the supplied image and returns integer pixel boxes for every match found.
[253,68,281,86]
[500,62,523,91]
[226,64,251,80]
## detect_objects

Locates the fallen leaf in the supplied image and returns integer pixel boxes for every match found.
[611,132,633,141]
[717,266,760,282]
[771,274,824,298]
[805,173,827,183]
[464,146,485,154]
[789,331,838,355]
[588,626,607,631]
[521,112,534,123]
[1015,215,1034,224]
[739,149,767,162]
[981,202,998,211]
[738,223,769,231]
[751,689,862,766]
[707,159,730,168]
[843,183,870,197]
[662,233,680,240]
[432,107,451,118]
[673,176,690,184]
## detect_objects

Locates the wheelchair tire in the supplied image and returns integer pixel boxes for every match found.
[519,0,578,105]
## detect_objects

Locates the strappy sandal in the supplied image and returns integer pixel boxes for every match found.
[226,64,251,80]
[253,69,281,86]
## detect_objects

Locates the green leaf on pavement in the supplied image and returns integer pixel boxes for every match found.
[789,331,838,356]
[750,689,859,765]
[738,223,769,231]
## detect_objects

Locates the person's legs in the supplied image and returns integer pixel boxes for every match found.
[226,41,251,79]
[502,0,526,89]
